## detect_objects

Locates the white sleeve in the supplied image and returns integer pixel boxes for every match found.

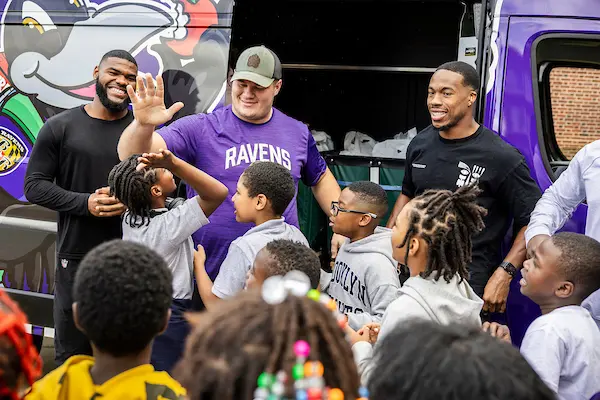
[320,270,332,291]
[520,325,565,393]
[212,242,252,299]
[352,297,409,386]
[160,197,209,247]
[525,149,588,245]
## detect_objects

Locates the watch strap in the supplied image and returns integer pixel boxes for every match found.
[500,261,517,277]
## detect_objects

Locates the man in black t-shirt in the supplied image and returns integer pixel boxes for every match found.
[24,50,138,364]
[387,61,541,315]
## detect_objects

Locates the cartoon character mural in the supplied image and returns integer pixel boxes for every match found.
[0,0,233,294]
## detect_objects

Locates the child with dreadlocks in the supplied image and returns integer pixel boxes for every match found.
[349,184,485,384]
[195,161,309,307]
[25,240,185,399]
[174,272,366,400]
[108,149,228,373]
[322,181,401,331]
[245,239,321,291]
[0,289,41,399]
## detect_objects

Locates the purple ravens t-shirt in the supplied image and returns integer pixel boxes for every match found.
[158,105,327,279]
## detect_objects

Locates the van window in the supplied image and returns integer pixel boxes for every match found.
[533,36,600,179]
[549,67,600,160]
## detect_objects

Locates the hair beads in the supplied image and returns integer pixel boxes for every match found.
[255,272,369,400]
[254,340,367,399]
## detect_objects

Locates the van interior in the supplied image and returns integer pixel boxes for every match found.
[229,0,484,151]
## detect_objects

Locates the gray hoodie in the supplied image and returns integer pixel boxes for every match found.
[322,227,401,330]
[582,288,600,330]
[352,273,483,385]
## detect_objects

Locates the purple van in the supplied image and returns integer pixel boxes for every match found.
[0,0,597,347]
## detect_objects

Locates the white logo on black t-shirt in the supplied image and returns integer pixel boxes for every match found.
[456,161,486,187]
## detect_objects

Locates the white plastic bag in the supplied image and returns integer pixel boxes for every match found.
[339,131,377,156]
[372,127,418,159]
[311,130,335,152]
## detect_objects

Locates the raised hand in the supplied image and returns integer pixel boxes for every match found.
[136,149,178,171]
[126,73,184,127]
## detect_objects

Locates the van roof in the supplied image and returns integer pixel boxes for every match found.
[497,0,600,19]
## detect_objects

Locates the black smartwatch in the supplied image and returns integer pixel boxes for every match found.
[499,261,517,277]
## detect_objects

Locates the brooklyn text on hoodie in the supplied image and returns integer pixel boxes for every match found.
[330,260,368,314]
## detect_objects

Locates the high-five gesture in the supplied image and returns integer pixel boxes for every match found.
[126,73,184,127]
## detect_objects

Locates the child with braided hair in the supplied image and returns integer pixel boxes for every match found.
[0,290,42,399]
[108,149,228,373]
[174,274,367,400]
[350,184,486,384]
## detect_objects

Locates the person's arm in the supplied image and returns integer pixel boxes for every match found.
[193,245,221,310]
[525,149,588,249]
[24,123,122,217]
[169,156,228,217]
[210,242,252,300]
[351,298,415,385]
[301,133,345,258]
[311,168,341,216]
[483,160,542,313]
[117,74,183,160]
[386,194,412,229]
[117,120,167,160]
[386,143,416,228]
[137,150,228,217]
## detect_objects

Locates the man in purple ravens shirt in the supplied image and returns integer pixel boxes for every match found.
[118,45,343,309]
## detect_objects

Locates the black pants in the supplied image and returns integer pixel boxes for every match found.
[151,299,192,373]
[190,280,207,311]
[54,257,92,365]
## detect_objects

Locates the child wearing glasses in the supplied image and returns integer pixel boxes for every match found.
[196,161,309,307]
[322,181,401,330]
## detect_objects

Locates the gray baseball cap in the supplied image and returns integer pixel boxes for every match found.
[231,45,282,88]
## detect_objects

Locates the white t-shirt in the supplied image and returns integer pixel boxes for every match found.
[212,218,308,299]
[520,306,600,400]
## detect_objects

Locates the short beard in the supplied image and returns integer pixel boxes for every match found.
[437,110,467,132]
[95,78,130,113]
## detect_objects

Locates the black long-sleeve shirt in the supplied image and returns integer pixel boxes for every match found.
[24,106,133,260]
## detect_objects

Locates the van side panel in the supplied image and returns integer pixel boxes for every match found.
[0,0,233,328]
[496,16,600,346]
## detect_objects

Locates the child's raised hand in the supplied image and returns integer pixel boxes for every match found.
[136,149,176,170]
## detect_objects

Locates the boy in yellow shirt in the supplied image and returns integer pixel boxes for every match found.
[25,239,185,400]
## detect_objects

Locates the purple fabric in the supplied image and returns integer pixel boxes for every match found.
[158,105,327,279]
[582,288,600,331]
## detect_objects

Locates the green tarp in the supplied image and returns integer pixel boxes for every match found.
[298,156,405,253]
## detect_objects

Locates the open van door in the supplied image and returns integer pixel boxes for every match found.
[488,2,600,345]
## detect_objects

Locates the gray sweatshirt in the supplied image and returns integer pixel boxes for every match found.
[352,273,483,385]
[322,227,401,330]
[212,218,308,298]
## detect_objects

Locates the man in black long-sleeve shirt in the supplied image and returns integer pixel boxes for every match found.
[24,50,139,365]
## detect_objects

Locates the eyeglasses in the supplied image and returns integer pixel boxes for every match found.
[330,201,378,219]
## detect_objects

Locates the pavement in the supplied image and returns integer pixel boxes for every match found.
[40,337,57,376]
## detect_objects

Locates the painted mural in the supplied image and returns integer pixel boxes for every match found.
[0,0,233,294]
